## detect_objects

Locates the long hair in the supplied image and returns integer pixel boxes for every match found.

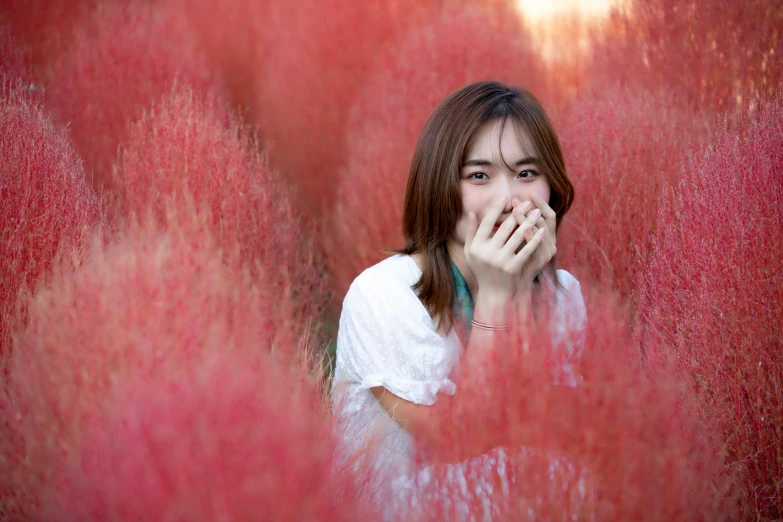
[393,81,574,333]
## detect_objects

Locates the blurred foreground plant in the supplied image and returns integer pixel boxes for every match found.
[0,76,103,522]
[399,288,737,521]
[0,79,103,356]
[2,219,339,521]
[54,350,369,522]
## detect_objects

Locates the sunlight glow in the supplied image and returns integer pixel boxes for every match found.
[516,0,616,21]
[513,0,621,64]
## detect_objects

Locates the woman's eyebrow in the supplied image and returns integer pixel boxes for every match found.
[513,156,539,166]
[462,158,494,167]
[462,156,539,168]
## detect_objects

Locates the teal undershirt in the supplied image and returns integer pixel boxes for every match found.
[450,260,475,337]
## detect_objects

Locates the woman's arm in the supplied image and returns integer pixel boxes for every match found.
[371,288,580,465]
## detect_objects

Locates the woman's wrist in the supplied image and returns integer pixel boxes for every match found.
[473,290,513,327]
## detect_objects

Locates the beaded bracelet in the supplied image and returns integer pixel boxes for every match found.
[471,319,508,331]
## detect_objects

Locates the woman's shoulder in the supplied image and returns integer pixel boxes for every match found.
[349,254,421,292]
[340,254,440,337]
[554,268,581,293]
[344,254,424,309]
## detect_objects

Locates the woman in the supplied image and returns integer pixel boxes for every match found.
[331,81,587,518]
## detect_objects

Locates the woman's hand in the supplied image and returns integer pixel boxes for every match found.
[464,196,546,303]
[512,194,557,292]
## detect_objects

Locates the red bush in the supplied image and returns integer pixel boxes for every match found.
[328,4,548,299]
[181,0,434,221]
[43,1,218,192]
[399,290,736,521]
[51,354,370,522]
[0,80,103,358]
[3,222,333,520]
[0,0,97,83]
[555,86,711,306]
[587,0,782,118]
[109,84,328,366]
[252,0,448,222]
[173,0,276,121]
[0,20,31,84]
[639,96,783,520]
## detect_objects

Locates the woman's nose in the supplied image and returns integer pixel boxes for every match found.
[494,182,514,212]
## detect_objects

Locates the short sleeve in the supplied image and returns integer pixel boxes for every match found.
[335,271,458,412]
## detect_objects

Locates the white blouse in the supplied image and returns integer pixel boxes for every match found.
[330,254,587,518]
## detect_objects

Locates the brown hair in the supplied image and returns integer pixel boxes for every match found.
[393,81,574,333]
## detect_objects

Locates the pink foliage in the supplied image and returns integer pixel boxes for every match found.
[0,0,97,83]
[555,86,711,305]
[588,0,783,117]
[175,0,447,222]
[328,4,548,299]
[172,0,276,120]
[640,97,783,520]
[253,0,446,221]
[109,84,328,366]
[0,19,31,83]
[2,1,779,519]
[43,1,218,191]
[4,224,332,520]
[401,290,736,520]
[52,354,369,522]
[0,80,102,357]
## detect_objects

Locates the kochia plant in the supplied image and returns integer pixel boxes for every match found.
[109,84,328,371]
[0,79,102,357]
[640,96,783,520]
[3,222,331,521]
[43,1,217,191]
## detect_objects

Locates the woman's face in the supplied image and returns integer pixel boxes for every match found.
[452,119,552,246]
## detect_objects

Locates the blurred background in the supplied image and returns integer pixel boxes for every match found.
[1,0,781,520]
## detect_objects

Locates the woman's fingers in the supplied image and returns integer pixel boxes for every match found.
[535,216,557,251]
[531,193,556,236]
[523,208,541,225]
[491,212,520,247]
[476,196,508,241]
[509,227,546,272]
[514,205,541,230]
[502,221,533,256]
[524,217,556,258]
[512,197,533,216]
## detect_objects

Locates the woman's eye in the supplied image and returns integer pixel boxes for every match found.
[518,170,536,179]
[468,172,488,180]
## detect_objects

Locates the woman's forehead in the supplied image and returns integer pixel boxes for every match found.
[465,119,538,165]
